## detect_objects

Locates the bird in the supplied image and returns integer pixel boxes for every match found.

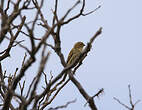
[63,41,85,80]
[66,41,85,65]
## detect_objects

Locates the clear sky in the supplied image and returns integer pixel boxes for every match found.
[1,0,142,110]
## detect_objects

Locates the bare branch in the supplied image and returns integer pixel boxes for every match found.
[60,0,81,23]
[114,97,130,110]
[0,40,25,55]
[114,85,140,110]
[0,16,26,61]
[69,72,97,110]
[19,80,25,96]
[52,0,59,26]
[26,51,50,109]
[62,0,100,25]
[5,36,31,54]
[84,88,104,107]
[25,77,36,99]
[48,99,76,110]
[82,5,101,16]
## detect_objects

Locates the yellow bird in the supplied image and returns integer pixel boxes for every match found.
[63,42,85,80]
[66,41,85,65]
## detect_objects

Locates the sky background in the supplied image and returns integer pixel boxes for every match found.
[1,0,142,110]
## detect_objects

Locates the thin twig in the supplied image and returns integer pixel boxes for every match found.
[48,99,76,110]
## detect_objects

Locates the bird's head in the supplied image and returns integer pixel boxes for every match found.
[74,42,85,50]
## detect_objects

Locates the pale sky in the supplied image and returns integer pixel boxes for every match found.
[1,0,142,110]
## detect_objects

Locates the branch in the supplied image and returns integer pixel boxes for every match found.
[0,40,25,55]
[82,5,101,16]
[114,97,131,110]
[24,51,50,109]
[5,36,31,54]
[0,0,31,44]
[48,99,76,110]
[69,72,97,110]
[0,16,26,61]
[114,85,140,110]
[62,0,100,25]
[84,88,104,107]
[52,0,59,26]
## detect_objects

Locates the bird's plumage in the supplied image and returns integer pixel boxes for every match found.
[66,42,85,65]
[62,41,85,81]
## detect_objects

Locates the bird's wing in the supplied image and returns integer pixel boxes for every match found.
[66,48,74,64]
[67,49,81,65]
